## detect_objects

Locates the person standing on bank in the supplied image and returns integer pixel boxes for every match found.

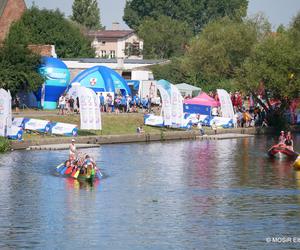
[14,95,20,113]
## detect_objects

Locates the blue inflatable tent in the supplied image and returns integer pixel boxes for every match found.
[37,57,70,110]
[71,66,131,96]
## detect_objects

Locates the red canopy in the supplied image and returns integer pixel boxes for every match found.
[183,92,219,107]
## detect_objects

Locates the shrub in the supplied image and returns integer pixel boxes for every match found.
[0,137,10,153]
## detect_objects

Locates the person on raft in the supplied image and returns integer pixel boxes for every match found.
[69,139,77,160]
[81,155,96,174]
[285,131,294,151]
[278,131,286,145]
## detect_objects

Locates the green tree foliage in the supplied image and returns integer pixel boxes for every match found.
[124,0,248,33]
[152,18,263,90]
[184,18,259,86]
[238,29,300,127]
[0,42,43,96]
[138,16,193,59]
[152,13,299,127]
[152,58,187,83]
[71,0,102,30]
[6,7,95,58]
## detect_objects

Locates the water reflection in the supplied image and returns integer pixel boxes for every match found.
[65,177,100,191]
[0,135,300,249]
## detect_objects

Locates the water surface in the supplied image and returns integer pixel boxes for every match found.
[0,135,300,249]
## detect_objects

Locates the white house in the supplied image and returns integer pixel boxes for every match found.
[87,22,143,59]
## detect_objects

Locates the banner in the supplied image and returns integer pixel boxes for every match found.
[7,90,12,128]
[209,116,234,128]
[11,117,76,137]
[50,122,78,136]
[217,89,236,125]
[68,86,101,130]
[7,125,23,140]
[156,80,184,128]
[144,114,164,127]
[157,80,172,126]
[22,118,51,133]
[0,89,12,137]
[12,117,24,127]
[171,84,184,127]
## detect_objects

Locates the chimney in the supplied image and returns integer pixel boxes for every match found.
[112,22,120,30]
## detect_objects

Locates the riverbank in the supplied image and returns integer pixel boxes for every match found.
[10,126,273,150]
[9,109,300,151]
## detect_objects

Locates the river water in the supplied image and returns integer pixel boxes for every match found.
[0,135,300,249]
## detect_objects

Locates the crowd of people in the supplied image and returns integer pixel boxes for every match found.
[58,94,79,115]
[99,93,153,114]
[207,91,268,128]
[57,92,155,115]
[56,89,295,132]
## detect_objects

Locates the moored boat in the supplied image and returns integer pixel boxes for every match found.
[268,144,299,160]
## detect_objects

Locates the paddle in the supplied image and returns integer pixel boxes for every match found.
[56,163,65,173]
[60,165,68,175]
[73,169,80,179]
[96,168,103,179]
[71,167,78,177]
[64,166,73,175]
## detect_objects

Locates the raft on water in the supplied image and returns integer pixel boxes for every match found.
[56,161,102,182]
[268,144,299,160]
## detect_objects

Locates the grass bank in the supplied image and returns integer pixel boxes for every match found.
[0,137,10,152]
[22,113,173,140]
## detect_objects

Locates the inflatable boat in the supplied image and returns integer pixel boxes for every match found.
[268,144,299,160]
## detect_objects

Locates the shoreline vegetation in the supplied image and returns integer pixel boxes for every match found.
[0,137,10,153]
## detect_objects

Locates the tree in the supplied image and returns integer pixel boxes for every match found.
[138,16,193,59]
[6,7,95,58]
[0,42,43,96]
[180,18,261,89]
[71,0,102,30]
[123,0,248,33]
[151,57,187,84]
[238,30,300,127]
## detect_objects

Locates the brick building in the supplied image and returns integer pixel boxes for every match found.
[0,0,26,42]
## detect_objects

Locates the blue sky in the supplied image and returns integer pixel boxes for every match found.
[25,0,300,30]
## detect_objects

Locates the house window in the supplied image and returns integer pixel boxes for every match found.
[101,50,107,58]
[101,41,106,45]
[109,50,116,58]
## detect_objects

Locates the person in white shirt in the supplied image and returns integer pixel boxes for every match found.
[211,107,218,116]
[58,95,66,115]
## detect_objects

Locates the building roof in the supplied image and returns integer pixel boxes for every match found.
[0,0,8,17]
[176,83,201,91]
[87,30,135,39]
[63,58,167,65]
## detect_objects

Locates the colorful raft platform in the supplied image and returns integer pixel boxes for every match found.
[268,144,299,160]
